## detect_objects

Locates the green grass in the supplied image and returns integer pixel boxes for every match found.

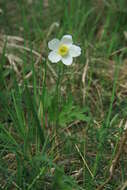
[0,0,127,189]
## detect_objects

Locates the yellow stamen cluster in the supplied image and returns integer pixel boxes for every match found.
[58,44,69,56]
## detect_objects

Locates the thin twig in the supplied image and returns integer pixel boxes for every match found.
[82,58,89,103]
[110,47,127,56]
[120,180,127,190]
[75,144,94,179]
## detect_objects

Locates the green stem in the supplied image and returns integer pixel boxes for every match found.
[55,62,63,127]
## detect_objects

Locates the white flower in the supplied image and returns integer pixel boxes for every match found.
[48,35,81,65]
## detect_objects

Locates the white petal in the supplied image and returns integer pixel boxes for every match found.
[48,39,60,50]
[61,35,73,46]
[48,51,61,63]
[61,54,73,66]
[69,45,81,57]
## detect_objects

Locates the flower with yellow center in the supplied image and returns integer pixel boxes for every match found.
[48,35,81,65]
[58,44,69,56]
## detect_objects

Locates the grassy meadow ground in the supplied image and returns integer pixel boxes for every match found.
[0,0,127,189]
